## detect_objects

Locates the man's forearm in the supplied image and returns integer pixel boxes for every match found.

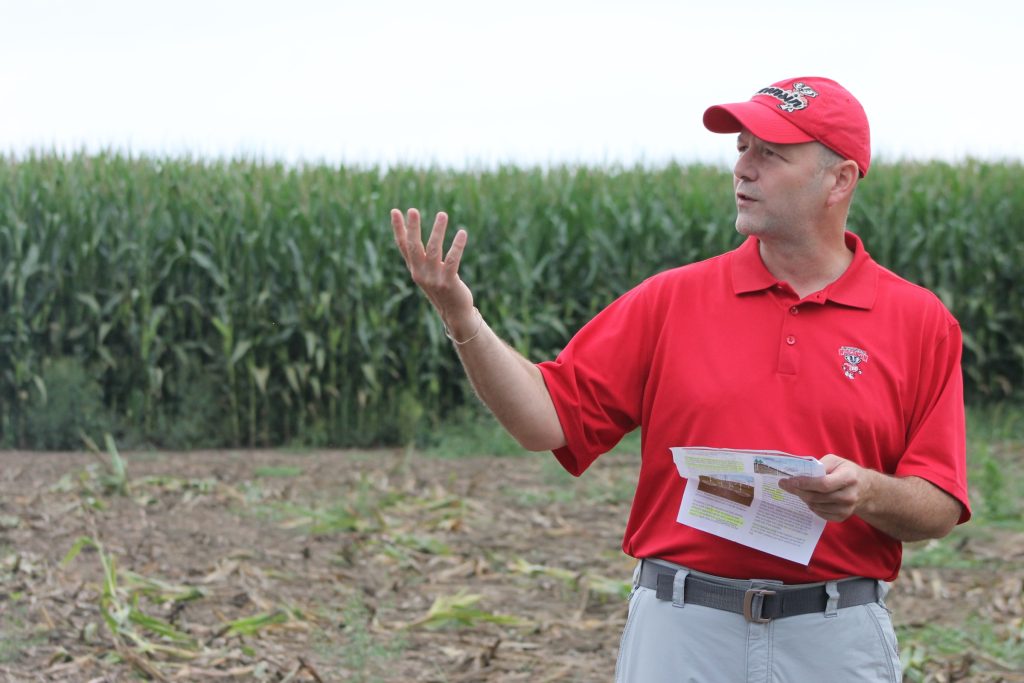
[855,472,962,542]
[447,310,566,452]
[781,456,964,542]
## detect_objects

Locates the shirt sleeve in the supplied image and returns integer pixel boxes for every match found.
[536,283,655,476]
[894,318,971,524]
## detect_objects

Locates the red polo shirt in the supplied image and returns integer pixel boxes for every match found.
[537,232,970,583]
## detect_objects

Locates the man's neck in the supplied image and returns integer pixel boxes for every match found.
[757,231,854,299]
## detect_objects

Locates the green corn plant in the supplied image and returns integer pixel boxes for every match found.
[80,432,128,496]
[1,154,1021,449]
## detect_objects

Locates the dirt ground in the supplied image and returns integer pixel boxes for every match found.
[0,448,1021,682]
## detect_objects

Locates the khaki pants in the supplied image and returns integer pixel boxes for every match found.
[615,563,901,683]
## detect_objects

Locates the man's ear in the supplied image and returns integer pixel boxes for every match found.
[826,160,859,208]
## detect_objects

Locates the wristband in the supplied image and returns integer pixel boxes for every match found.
[444,307,484,346]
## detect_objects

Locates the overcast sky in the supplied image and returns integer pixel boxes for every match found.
[3,0,1020,169]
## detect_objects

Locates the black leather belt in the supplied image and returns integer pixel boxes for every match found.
[637,560,878,623]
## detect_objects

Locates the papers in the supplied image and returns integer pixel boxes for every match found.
[670,447,827,565]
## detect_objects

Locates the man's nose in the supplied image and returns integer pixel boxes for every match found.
[734,151,756,182]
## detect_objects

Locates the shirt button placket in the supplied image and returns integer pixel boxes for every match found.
[779,307,800,374]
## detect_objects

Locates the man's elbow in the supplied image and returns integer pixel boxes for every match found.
[511,422,567,453]
[496,401,566,452]
[928,505,962,540]
[515,432,567,453]
[900,479,964,541]
[902,502,962,542]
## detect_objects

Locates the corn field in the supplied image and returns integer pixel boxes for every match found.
[1,154,1021,449]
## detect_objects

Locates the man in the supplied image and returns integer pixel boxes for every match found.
[391,76,969,682]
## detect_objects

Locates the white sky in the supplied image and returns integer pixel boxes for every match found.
[3,0,1021,169]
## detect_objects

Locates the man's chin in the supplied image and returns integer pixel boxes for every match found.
[734,220,763,238]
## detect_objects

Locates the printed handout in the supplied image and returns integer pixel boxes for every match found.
[670,446,827,565]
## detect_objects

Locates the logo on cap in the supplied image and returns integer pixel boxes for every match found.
[756,82,819,113]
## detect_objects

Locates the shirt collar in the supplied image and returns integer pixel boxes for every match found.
[731,231,878,309]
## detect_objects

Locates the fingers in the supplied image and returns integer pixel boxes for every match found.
[806,503,853,522]
[819,453,845,472]
[406,208,424,260]
[790,484,856,506]
[784,484,855,521]
[423,211,448,260]
[391,208,455,262]
[782,476,840,494]
[390,208,411,263]
[781,455,856,494]
[779,455,866,524]
[780,474,854,502]
[443,229,468,277]
[390,207,424,262]
[391,208,468,295]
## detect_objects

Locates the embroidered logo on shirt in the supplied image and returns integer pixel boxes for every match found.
[839,346,869,380]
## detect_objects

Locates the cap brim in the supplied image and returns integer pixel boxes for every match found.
[703,101,815,144]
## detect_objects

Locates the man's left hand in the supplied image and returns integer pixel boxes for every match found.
[778,454,872,522]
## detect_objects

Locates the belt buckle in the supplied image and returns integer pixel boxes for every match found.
[743,588,777,623]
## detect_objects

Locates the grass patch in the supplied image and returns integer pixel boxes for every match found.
[967,403,1024,442]
[423,405,526,458]
[902,405,1024,570]
[251,474,405,535]
[502,457,636,507]
[898,618,1024,681]
[329,596,406,683]
[424,405,644,460]
[966,404,1024,525]
[0,600,47,664]
[253,465,304,478]
[258,500,376,534]
[902,530,983,569]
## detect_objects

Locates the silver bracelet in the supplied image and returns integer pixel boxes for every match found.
[444,307,484,346]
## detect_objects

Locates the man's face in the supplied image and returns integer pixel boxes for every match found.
[732,130,832,239]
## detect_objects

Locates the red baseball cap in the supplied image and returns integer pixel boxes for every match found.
[703,76,871,177]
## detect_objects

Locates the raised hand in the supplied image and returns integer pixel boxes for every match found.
[391,208,477,339]
[389,207,564,450]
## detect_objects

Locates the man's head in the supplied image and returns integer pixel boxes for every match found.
[703,77,870,177]
[704,77,869,240]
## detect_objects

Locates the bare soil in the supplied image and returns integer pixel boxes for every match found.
[0,449,1021,682]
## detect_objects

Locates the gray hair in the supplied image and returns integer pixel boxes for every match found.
[817,144,846,172]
